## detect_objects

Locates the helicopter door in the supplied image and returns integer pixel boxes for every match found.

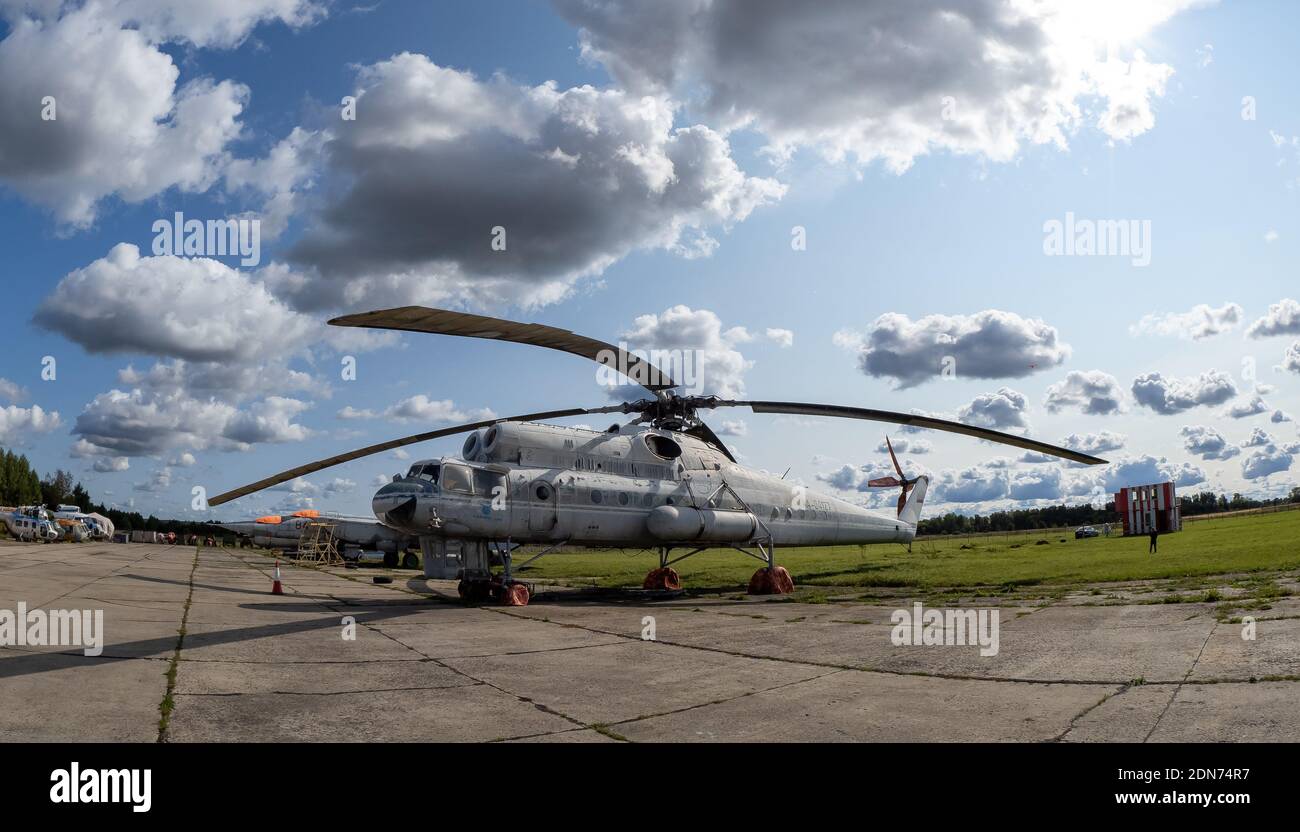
[528,480,557,533]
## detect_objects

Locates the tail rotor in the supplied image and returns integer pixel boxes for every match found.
[866,436,918,516]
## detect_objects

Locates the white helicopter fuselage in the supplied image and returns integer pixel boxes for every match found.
[371,421,926,549]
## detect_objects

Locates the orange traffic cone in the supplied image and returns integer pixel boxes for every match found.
[271,560,284,595]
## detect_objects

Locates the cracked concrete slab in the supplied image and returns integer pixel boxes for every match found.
[2,541,1297,742]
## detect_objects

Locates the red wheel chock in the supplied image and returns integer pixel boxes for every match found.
[642,567,682,591]
[500,583,530,606]
[747,566,794,595]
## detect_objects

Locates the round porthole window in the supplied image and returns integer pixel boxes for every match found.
[591,490,603,504]
[618,492,630,506]
[534,483,552,501]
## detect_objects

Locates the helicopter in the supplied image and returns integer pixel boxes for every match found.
[208,307,1106,606]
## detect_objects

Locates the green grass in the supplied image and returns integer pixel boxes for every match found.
[512,510,1300,592]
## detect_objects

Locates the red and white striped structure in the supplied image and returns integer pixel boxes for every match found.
[1114,481,1181,536]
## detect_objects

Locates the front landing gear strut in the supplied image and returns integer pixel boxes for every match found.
[456,539,533,606]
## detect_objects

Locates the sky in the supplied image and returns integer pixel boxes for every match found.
[0,0,1297,522]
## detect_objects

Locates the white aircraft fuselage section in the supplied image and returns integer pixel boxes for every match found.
[372,421,920,548]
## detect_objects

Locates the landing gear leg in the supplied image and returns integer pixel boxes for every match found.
[747,540,793,595]
[643,547,682,592]
[494,539,530,606]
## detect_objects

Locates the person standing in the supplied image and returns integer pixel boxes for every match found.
[1148,529,1158,554]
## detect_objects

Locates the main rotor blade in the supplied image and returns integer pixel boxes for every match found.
[206,405,624,507]
[681,418,737,463]
[711,400,1108,465]
[330,306,678,391]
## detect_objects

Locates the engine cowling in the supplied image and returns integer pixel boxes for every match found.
[646,505,758,542]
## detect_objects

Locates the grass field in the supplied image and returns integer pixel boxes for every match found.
[513,509,1300,593]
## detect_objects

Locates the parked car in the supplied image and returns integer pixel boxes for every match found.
[1074,525,1100,539]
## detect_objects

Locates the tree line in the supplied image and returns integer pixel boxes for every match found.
[1,447,221,536]
[917,486,1300,536]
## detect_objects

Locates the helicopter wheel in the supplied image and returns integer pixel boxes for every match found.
[747,566,794,595]
[642,567,682,592]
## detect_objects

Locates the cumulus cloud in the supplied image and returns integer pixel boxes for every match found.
[1241,444,1295,480]
[1180,426,1240,461]
[1129,302,1242,339]
[841,310,1068,389]
[0,1,322,225]
[91,456,130,473]
[72,388,312,456]
[1271,409,1293,424]
[876,437,932,455]
[1043,370,1124,415]
[717,419,747,437]
[933,466,1010,504]
[613,305,754,398]
[1131,370,1236,415]
[1283,342,1300,375]
[278,53,784,310]
[1008,467,1063,501]
[0,377,24,402]
[1246,298,1300,338]
[1243,427,1272,448]
[1060,430,1126,454]
[34,245,314,363]
[1225,394,1269,419]
[0,403,61,443]
[764,328,793,348]
[556,0,1192,170]
[1098,455,1206,491]
[957,387,1029,430]
[338,396,495,425]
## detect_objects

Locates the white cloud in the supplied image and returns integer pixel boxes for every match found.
[764,328,793,348]
[1242,444,1294,480]
[1060,430,1126,454]
[1246,298,1300,338]
[1129,302,1242,340]
[1242,427,1272,448]
[1181,425,1240,461]
[1225,394,1269,419]
[1044,370,1124,415]
[957,387,1029,430]
[92,456,130,472]
[277,53,784,310]
[338,396,495,425]
[0,378,25,402]
[556,0,1194,169]
[717,419,747,437]
[0,403,61,443]
[617,306,754,398]
[843,310,1069,389]
[877,437,932,456]
[0,1,319,225]
[1131,370,1237,414]
[34,245,314,363]
[72,388,311,456]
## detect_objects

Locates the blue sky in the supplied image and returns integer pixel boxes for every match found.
[1,0,1297,520]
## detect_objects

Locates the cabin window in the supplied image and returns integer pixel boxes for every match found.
[442,464,473,494]
[534,483,553,501]
[617,492,630,506]
[590,490,603,504]
[473,469,506,498]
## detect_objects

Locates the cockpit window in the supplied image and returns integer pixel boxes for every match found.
[441,464,473,494]
[407,463,440,482]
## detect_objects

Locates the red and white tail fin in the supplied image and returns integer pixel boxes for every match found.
[898,475,929,526]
